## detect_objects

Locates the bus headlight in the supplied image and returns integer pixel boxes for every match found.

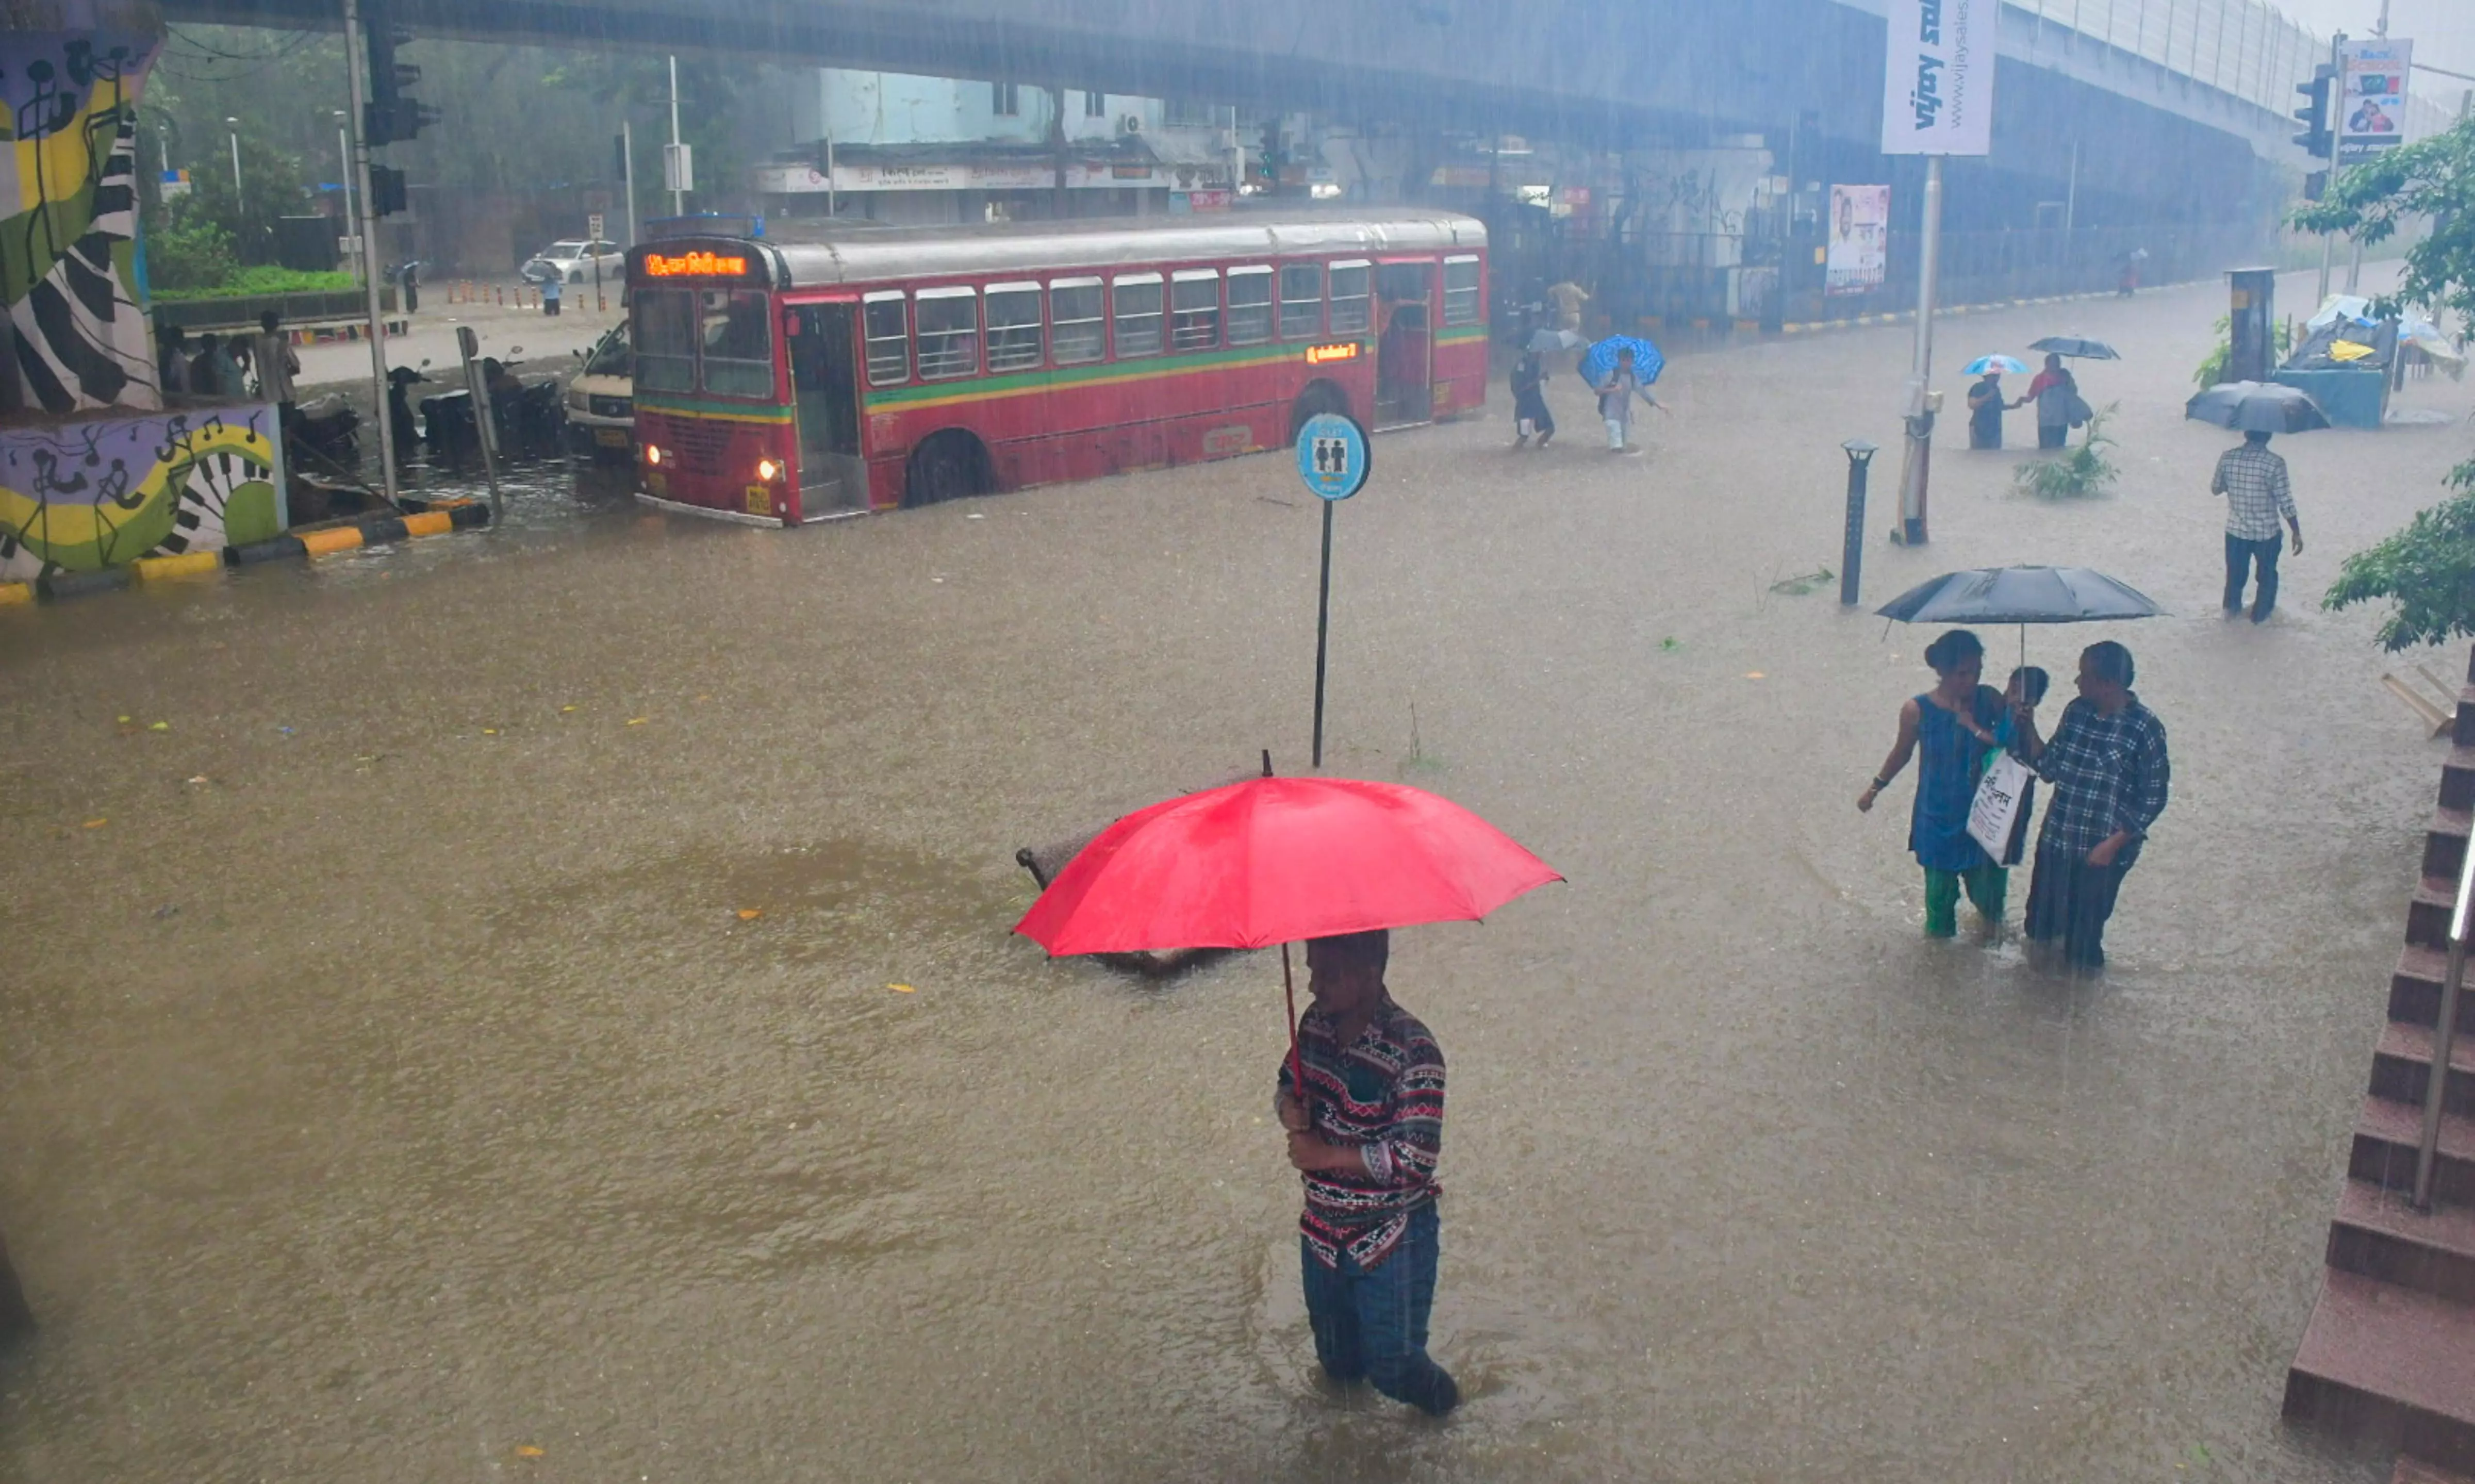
[644,444,664,466]
[756,457,783,482]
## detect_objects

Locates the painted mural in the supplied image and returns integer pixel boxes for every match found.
[0,403,285,578]
[3,14,164,414]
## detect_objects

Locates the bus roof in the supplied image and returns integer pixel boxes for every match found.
[680,209,1486,288]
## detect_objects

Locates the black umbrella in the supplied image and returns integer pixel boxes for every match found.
[1877,565,2166,664]
[2184,380,2332,434]
[2028,336,2121,360]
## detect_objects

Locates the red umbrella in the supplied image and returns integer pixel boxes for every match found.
[1015,776,1561,1108]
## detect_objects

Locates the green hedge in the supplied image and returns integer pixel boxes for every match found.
[153,266,360,302]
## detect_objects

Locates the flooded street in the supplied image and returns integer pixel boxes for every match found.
[3,268,2465,1480]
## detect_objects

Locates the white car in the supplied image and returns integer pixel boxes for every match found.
[565,321,634,459]
[521,238,624,285]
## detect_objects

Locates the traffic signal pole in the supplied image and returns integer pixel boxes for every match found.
[341,0,398,502]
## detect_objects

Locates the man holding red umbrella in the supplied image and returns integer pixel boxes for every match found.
[1275,929,1459,1416]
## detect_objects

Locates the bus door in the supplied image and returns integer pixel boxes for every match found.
[1374,260,1435,427]
[787,301,867,518]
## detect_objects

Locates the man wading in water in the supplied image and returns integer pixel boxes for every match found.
[1275,930,1458,1415]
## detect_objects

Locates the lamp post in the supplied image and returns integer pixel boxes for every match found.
[225,117,242,194]
[1840,438,1878,605]
[334,110,357,282]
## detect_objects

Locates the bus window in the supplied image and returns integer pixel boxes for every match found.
[636,288,696,392]
[985,283,1044,373]
[1112,274,1163,358]
[864,292,910,385]
[915,287,980,380]
[1171,270,1220,351]
[1328,261,1371,334]
[1279,263,1324,341]
[1226,267,1273,345]
[1444,256,1482,326]
[1050,278,1104,365]
[701,288,775,398]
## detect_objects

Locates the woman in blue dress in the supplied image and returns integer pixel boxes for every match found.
[1858,629,2015,936]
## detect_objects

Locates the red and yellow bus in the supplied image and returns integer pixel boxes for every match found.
[623,211,1488,525]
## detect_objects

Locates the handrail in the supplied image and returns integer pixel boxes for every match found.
[2414,811,2475,1210]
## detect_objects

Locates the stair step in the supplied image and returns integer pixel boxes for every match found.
[2409,880,2474,954]
[2392,947,2475,1037]
[2332,1181,2475,1305]
[2373,1024,2475,1119]
[2428,808,2474,885]
[2352,1098,2475,1206]
[2286,1271,2475,1470]
[2441,745,2475,813]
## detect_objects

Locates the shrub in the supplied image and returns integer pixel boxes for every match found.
[2013,406,2120,500]
[145,216,240,293]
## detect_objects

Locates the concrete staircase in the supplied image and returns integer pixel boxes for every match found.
[2285,650,2475,1474]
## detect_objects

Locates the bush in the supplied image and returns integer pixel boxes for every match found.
[152,265,358,302]
[145,216,240,293]
[2325,459,2475,650]
[2013,406,2120,499]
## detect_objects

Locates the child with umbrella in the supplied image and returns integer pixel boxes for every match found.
[1596,345,1659,454]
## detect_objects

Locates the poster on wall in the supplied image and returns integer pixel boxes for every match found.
[1,406,287,580]
[1879,0,1993,156]
[2336,37,2412,163]
[1825,185,1890,297]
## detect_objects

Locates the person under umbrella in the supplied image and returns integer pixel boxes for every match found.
[2015,353,2080,451]
[1511,347,1556,449]
[1965,362,2014,449]
[2011,641,2171,972]
[1858,630,2033,937]
[1597,346,1659,454]
[2210,431,2303,622]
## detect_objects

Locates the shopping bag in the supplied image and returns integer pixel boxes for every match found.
[1967,751,2032,862]
[2065,393,2094,428]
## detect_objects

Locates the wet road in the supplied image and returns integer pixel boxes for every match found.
[4,267,2466,1481]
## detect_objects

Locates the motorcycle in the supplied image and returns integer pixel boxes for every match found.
[287,393,360,470]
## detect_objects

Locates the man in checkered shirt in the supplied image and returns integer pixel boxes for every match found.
[2210,430,2304,622]
[2016,641,2170,971]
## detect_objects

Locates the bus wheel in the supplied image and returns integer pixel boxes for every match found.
[1289,382,1349,439]
[905,433,987,507]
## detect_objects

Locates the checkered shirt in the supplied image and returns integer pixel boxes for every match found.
[2032,695,2171,865]
[2210,443,2296,541]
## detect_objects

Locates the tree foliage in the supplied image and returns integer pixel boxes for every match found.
[2325,467,2475,651]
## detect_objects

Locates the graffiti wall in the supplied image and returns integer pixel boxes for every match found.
[0,403,286,578]
[3,10,164,414]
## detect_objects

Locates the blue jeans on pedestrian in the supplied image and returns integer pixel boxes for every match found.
[2224,531,2281,619]
[1301,1203,1456,1413]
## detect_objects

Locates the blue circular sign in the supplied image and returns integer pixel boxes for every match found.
[1294,413,1371,502]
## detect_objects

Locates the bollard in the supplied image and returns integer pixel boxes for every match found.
[1840,439,1878,605]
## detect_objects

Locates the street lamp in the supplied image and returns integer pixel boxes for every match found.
[335,110,357,281]
[225,116,241,194]
[1839,438,1879,606]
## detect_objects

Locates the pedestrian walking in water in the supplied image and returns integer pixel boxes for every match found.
[2017,354,2077,451]
[1967,368,2007,450]
[541,272,563,317]
[1597,348,1658,454]
[1859,630,2021,937]
[2212,430,2303,623]
[2012,641,2170,971]
[1511,349,1555,449]
[400,259,420,314]
[1276,930,1458,1417]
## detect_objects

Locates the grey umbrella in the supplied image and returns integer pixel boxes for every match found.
[1877,565,2166,665]
[2028,336,2121,360]
[2185,380,2332,434]
[1527,326,1585,352]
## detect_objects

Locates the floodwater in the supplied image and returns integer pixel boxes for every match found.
[3,266,2464,1481]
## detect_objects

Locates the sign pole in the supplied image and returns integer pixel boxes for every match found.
[1311,498,1335,769]
[1896,153,1944,546]
[340,0,399,504]
[1293,412,1371,773]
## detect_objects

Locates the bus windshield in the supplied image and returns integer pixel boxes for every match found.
[700,289,774,398]
[636,289,695,391]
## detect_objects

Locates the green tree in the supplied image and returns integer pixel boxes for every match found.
[2300,118,2475,650]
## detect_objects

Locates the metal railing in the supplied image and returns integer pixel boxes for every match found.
[2419,809,2473,1211]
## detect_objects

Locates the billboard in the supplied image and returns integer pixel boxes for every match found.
[1826,185,1891,297]
[1880,0,1994,156]
[2337,38,2412,164]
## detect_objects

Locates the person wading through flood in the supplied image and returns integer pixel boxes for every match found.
[1597,347,1659,455]
[1511,348,1555,449]
[1859,629,2027,937]
[2010,640,2171,971]
[1967,367,2007,450]
[1275,930,1457,1416]
[2017,353,2078,451]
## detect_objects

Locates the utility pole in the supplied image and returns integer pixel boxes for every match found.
[1049,85,1068,219]
[2318,31,2344,308]
[621,118,637,246]
[667,55,684,217]
[340,0,398,502]
[335,110,357,282]
[225,116,241,193]
[1895,155,1944,547]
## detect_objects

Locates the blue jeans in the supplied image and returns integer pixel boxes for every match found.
[1301,1203,1455,1412]
[2224,531,2281,618]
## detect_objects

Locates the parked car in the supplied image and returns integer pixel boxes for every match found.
[566,321,634,458]
[520,238,624,285]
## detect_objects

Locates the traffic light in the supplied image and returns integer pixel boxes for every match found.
[361,11,436,145]
[368,164,407,217]
[2292,64,2335,160]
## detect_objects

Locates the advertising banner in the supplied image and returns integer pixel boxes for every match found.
[1879,0,1993,156]
[1825,185,1890,297]
[2336,38,2412,164]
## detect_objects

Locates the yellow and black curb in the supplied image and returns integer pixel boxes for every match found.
[1,499,490,606]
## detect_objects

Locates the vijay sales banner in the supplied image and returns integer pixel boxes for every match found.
[1880,0,1994,156]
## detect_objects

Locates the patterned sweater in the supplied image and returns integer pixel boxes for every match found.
[1276,997,1445,1269]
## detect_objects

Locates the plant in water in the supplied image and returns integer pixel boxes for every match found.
[2191,314,2294,389]
[2012,406,2120,500]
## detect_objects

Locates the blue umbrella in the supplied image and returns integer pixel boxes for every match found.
[1963,354,2029,376]
[1578,335,1663,387]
